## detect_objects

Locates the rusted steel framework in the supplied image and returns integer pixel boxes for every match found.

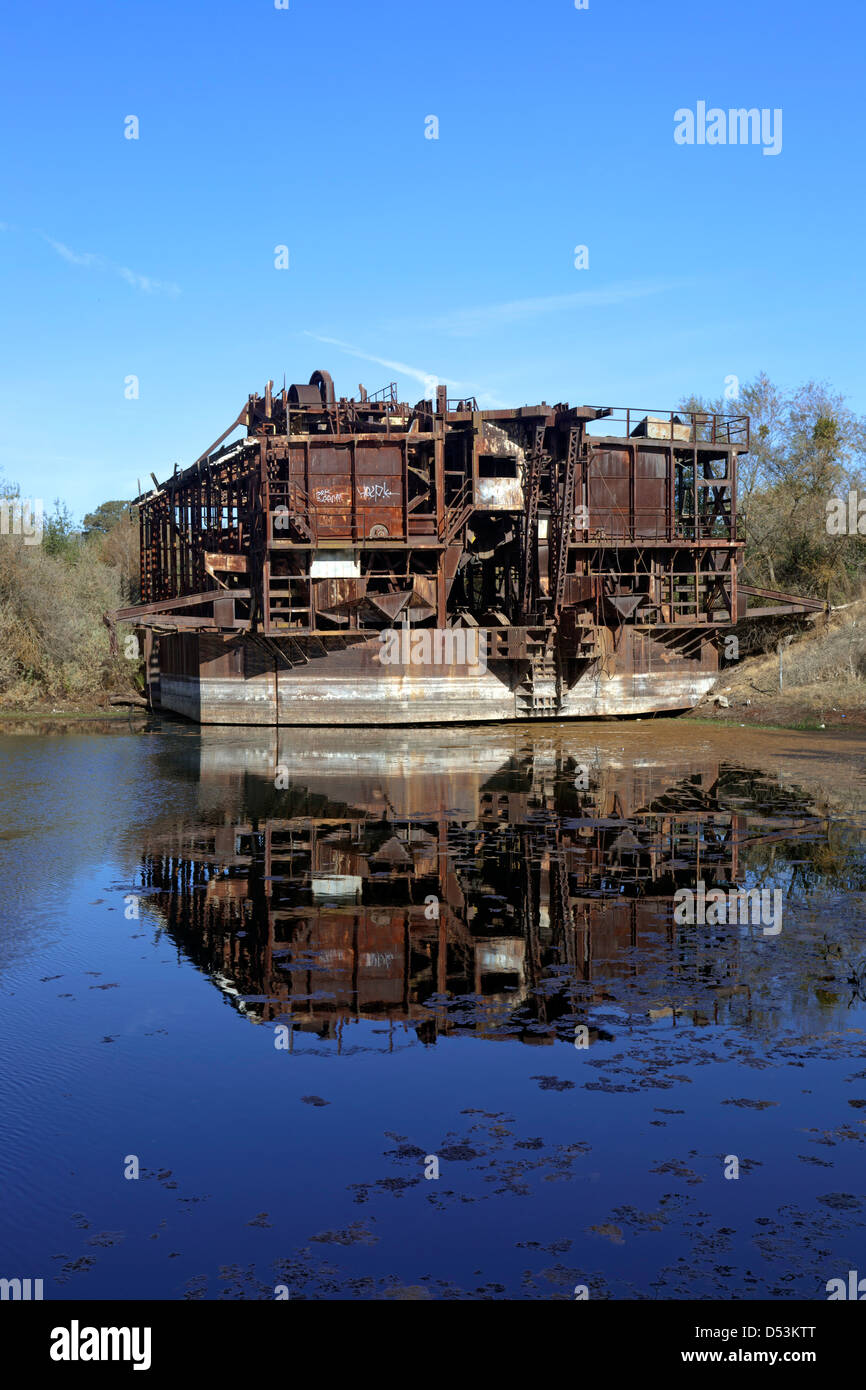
[113,370,823,722]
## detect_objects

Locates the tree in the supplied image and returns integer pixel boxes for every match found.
[82,499,135,538]
[80,498,139,601]
[681,375,866,604]
[42,499,79,561]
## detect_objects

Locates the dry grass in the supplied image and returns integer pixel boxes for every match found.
[741,602,864,684]
[0,539,139,706]
[712,598,866,723]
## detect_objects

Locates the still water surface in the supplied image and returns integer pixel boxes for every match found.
[1,719,866,1299]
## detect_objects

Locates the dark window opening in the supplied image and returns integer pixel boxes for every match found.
[478,455,518,478]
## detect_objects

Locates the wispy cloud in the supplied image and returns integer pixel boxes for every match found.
[116,265,179,295]
[303,332,460,389]
[303,282,684,402]
[45,238,99,268]
[42,235,180,296]
[402,279,687,337]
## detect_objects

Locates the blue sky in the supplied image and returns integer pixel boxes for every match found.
[1,0,863,517]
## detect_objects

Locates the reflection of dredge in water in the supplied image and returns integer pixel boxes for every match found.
[140,736,823,1043]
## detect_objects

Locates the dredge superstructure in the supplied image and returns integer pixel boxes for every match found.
[113,370,820,724]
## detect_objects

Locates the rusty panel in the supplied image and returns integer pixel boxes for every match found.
[632,627,649,676]
[306,444,406,540]
[562,574,594,606]
[204,551,247,574]
[312,577,365,616]
[309,447,352,537]
[158,632,200,677]
[310,447,349,476]
[587,448,630,539]
[634,449,668,540]
[475,477,524,510]
[355,444,404,540]
[410,576,437,614]
[198,635,244,678]
[314,507,353,538]
[636,415,692,442]
[355,445,402,477]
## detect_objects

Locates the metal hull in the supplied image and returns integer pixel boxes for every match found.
[155,630,718,725]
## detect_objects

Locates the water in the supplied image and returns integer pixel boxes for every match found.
[1,719,866,1300]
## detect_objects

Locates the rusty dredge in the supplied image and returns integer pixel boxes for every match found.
[113,370,822,724]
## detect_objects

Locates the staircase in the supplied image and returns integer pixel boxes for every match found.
[270,485,314,542]
[515,622,603,718]
[267,575,312,630]
[249,630,359,672]
[248,631,309,669]
[516,634,560,718]
[440,479,474,546]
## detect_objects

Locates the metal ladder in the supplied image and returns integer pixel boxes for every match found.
[516,634,560,718]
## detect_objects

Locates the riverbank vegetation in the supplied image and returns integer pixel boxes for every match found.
[0,491,140,708]
[683,374,866,605]
[691,597,866,730]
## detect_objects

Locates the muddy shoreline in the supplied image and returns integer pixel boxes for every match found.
[0,693,861,734]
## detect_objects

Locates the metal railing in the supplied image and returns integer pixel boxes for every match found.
[585,408,749,448]
[367,382,399,405]
[268,483,315,541]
